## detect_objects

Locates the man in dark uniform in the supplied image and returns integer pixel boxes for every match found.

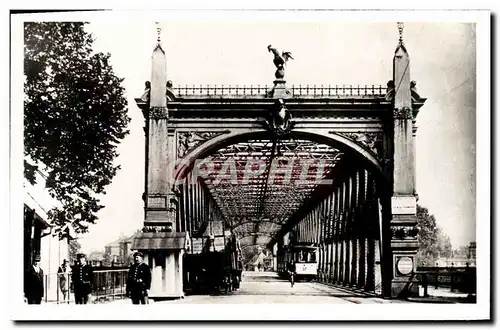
[287,259,296,288]
[126,251,151,304]
[24,255,44,304]
[71,253,93,304]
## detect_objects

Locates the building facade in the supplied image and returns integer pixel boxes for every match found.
[24,171,75,302]
[104,234,135,266]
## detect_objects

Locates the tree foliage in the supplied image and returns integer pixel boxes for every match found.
[24,22,130,237]
[88,250,104,262]
[415,205,453,266]
[452,245,469,259]
[68,239,81,264]
[103,251,113,266]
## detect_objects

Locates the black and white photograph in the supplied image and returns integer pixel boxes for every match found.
[6,8,490,321]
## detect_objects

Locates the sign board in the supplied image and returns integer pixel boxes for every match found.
[214,237,225,251]
[391,196,416,215]
[184,235,191,251]
[191,238,204,254]
[396,256,414,276]
[148,196,166,209]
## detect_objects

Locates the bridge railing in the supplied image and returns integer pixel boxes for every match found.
[171,85,388,98]
[92,269,129,303]
[38,269,129,304]
[414,266,476,296]
[290,85,387,97]
[172,85,271,97]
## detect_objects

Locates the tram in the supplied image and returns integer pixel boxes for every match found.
[277,243,318,281]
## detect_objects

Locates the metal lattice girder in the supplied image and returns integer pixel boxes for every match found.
[238,235,260,247]
[235,233,275,247]
[233,229,279,240]
[194,137,343,245]
[231,220,283,233]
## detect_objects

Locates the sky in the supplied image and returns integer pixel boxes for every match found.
[22,15,478,252]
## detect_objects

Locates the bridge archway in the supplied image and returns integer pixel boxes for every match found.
[132,27,426,300]
[174,129,385,182]
[173,130,388,248]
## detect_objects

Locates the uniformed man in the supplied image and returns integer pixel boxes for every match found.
[71,253,93,304]
[288,259,296,288]
[24,255,44,304]
[126,251,151,304]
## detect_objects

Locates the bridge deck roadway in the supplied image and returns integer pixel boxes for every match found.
[132,271,411,304]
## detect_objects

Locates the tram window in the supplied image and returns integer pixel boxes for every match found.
[309,251,316,262]
[295,251,305,262]
[293,249,317,262]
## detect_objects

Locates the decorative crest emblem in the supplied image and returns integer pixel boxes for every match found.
[267,99,293,136]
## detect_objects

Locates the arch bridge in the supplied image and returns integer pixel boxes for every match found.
[132,29,426,299]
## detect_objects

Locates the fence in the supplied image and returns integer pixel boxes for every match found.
[40,268,129,304]
[92,269,129,303]
[414,266,476,296]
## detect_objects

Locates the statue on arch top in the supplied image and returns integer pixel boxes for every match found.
[268,45,293,79]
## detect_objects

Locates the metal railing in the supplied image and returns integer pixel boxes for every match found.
[39,269,129,304]
[173,85,271,97]
[414,266,476,296]
[171,85,387,98]
[291,85,387,97]
[92,269,129,303]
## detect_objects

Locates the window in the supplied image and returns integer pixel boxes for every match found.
[309,251,317,263]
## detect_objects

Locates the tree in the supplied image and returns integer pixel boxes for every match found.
[103,251,113,266]
[88,250,105,265]
[415,205,453,266]
[24,22,130,237]
[68,239,81,264]
[452,245,469,259]
[436,230,453,259]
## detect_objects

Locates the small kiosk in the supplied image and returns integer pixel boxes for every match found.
[131,231,190,299]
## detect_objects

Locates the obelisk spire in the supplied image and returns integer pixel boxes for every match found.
[155,21,162,44]
[397,22,404,45]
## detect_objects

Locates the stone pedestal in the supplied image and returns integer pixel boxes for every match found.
[271,79,292,99]
[145,250,184,299]
[390,197,419,297]
[390,253,419,298]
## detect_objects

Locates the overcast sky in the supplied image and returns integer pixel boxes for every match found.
[29,17,476,252]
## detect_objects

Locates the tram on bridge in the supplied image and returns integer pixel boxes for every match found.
[277,243,318,281]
